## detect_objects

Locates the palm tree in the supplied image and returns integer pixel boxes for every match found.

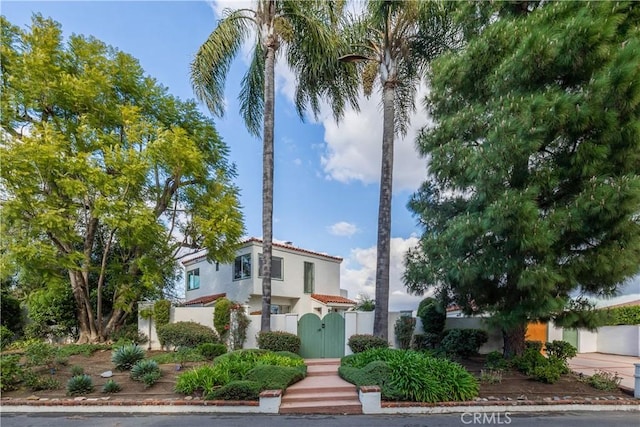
[191,0,358,331]
[340,0,458,340]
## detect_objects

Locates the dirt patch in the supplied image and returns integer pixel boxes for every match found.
[1,351,633,403]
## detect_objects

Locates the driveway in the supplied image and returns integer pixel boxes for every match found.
[568,353,639,392]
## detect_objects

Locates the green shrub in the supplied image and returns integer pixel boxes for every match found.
[441,329,488,358]
[0,325,14,351]
[197,343,227,360]
[206,380,261,401]
[102,379,122,393]
[532,362,562,384]
[273,351,304,361]
[156,321,219,349]
[23,370,61,391]
[130,359,161,382]
[512,347,547,375]
[545,340,577,362]
[174,365,228,396]
[141,371,162,388]
[525,340,544,352]
[244,365,305,390]
[347,334,389,353]
[411,333,441,351]
[599,306,640,326]
[214,297,232,342]
[257,331,300,353]
[111,344,145,371]
[230,305,251,350]
[66,374,94,396]
[153,300,172,327]
[583,370,622,391]
[484,351,509,370]
[0,355,23,392]
[70,365,84,376]
[394,316,416,350]
[417,297,446,336]
[24,341,57,368]
[340,348,478,402]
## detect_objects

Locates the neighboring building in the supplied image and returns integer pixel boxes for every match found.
[180,238,355,316]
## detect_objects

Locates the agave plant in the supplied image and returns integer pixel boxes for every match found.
[66,374,94,396]
[111,344,145,371]
[101,379,122,394]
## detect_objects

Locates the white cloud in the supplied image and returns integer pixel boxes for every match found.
[320,85,431,192]
[327,221,359,237]
[341,235,430,311]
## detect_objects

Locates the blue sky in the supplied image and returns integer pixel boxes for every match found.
[2,1,434,310]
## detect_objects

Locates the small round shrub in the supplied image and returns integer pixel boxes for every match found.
[66,374,94,396]
[140,371,162,388]
[156,321,219,349]
[257,331,300,354]
[484,351,509,370]
[411,333,442,351]
[347,334,389,353]
[441,329,488,358]
[512,347,547,375]
[532,362,562,384]
[111,344,145,371]
[525,340,544,352]
[24,341,57,368]
[205,380,261,401]
[197,342,227,360]
[102,379,122,393]
[244,365,305,390]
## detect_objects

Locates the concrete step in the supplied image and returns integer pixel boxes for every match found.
[304,358,341,366]
[281,390,359,403]
[279,400,362,415]
[306,365,340,376]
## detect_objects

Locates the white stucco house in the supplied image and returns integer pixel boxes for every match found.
[180,238,355,316]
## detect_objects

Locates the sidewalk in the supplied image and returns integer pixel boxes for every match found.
[568,353,639,392]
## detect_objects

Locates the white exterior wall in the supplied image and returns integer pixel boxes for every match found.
[597,325,640,356]
[547,321,564,342]
[183,241,342,315]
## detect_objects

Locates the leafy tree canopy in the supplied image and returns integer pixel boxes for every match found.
[404,1,640,356]
[0,15,245,343]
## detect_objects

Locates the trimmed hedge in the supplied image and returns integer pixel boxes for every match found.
[206,380,261,401]
[197,343,227,360]
[417,297,446,336]
[347,334,389,353]
[599,305,640,326]
[244,365,306,390]
[257,331,300,354]
[156,321,219,349]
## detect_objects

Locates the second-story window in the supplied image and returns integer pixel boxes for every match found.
[187,268,200,290]
[304,262,314,294]
[233,254,251,280]
[258,255,283,280]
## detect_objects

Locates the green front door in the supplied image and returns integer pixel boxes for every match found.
[298,312,346,358]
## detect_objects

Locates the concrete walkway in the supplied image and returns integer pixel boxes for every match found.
[568,353,639,392]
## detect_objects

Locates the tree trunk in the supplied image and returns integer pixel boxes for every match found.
[373,83,396,341]
[260,14,277,332]
[502,323,527,358]
[69,270,99,343]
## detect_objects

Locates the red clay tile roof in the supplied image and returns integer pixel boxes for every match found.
[183,293,226,306]
[311,293,356,305]
[181,238,342,266]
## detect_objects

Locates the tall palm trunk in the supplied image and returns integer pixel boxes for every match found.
[261,33,276,332]
[373,82,396,340]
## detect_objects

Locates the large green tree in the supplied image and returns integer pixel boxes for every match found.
[0,15,245,343]
[191,0,358,331]
[404,1,640,356]
[339,0,457,339]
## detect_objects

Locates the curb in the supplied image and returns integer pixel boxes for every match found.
[1,397,638,414]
